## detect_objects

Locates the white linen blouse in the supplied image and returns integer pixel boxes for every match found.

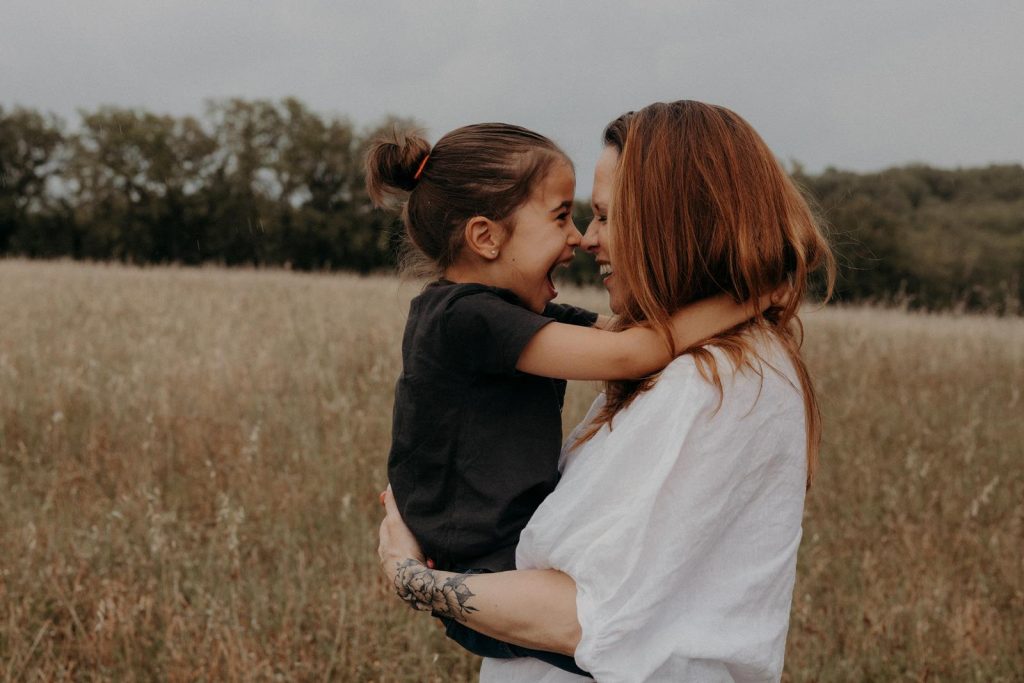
[480,336,808,683]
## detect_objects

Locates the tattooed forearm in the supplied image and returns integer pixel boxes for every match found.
[393,559,480,622]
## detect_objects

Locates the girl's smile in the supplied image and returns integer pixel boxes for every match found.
[495,162,580,313]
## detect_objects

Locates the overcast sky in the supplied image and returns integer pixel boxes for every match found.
[3,0,1022,194]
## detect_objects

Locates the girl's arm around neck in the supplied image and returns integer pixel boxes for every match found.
[517,292,763,381]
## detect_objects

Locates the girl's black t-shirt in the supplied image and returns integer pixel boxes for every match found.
[387,280,598,572]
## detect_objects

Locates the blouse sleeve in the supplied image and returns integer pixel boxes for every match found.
[518,352,808,682]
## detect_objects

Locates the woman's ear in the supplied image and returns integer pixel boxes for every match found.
[463,216,504,261]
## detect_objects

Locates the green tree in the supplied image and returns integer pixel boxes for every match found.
[67,107,217,263]
[201,99,284,264]
[0,107,68,255]
[268,98,359,269]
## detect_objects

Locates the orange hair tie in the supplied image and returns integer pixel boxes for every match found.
[413,154,430,181]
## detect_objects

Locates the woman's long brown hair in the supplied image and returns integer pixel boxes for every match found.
[580,101,835,487]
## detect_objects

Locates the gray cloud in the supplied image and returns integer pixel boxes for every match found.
[2,0,1021,194]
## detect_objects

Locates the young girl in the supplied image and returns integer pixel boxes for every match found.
[365,123,762,673]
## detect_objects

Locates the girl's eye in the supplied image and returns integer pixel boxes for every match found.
[556,212,570,223]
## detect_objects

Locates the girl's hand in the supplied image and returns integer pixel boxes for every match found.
[377,485,426,585]
[770,277,795,309]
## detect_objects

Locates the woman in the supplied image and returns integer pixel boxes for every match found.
[378,100,835,682]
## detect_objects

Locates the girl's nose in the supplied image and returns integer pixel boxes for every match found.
[567,224,583,246]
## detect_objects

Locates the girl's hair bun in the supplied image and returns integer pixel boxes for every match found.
[365,129,432,207]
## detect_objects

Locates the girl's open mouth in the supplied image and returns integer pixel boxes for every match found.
[546,258,574,300]
[546,265,559,299]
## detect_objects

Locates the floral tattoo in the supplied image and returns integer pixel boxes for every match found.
[393,559,479,622]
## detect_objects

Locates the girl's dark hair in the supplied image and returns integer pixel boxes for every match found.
[365,123,571,277]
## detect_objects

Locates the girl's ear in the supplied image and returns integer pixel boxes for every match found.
[463,216,505,261]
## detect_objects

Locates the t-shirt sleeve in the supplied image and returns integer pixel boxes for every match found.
[442,291,555,375]
[542,302,599,328]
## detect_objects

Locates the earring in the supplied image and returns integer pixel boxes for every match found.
[491,250,498,257]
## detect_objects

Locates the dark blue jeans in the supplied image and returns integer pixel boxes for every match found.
[438,568,590,678]
[442,618,591,677]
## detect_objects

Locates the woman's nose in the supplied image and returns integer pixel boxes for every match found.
[581,222,600,253]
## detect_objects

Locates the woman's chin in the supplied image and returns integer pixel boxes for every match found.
[604,275,623,315]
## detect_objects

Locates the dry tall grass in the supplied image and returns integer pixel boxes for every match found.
[1,260,1021,681]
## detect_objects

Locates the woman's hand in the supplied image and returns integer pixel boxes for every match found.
[377,485,426,586]
[378,487,479,622]
[376,485,581,652]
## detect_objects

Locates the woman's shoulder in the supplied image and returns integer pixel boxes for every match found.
[648,331,802,417]
[561,331,804,468]
[666,330,797,383]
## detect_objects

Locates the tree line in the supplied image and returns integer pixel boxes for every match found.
[2,99,1021,312]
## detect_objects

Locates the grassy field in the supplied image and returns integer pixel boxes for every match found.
[0,260,1021,681]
